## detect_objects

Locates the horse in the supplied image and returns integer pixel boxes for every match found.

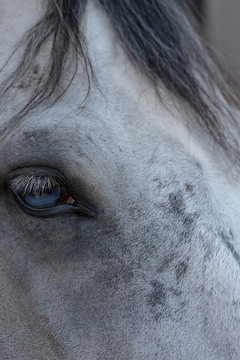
[1,1,240,359]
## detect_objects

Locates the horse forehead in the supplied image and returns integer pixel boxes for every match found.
[0,0,192,150]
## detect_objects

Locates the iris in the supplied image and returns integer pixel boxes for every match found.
[23,183,61,209]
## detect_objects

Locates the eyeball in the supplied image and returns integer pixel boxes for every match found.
[9,175,75,210]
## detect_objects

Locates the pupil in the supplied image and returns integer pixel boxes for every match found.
[23,184,61,209]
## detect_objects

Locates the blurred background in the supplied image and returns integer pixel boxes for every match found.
[190,0,240,88]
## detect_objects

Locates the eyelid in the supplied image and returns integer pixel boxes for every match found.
[6,167,70,191]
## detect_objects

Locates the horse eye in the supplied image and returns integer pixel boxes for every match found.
[7,172,96,217]
[9,175,76,211]
[20,181,75,209]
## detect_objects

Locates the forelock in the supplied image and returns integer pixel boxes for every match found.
[1,0,240,163]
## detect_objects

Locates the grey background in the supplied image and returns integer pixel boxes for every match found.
[205,0,240,87]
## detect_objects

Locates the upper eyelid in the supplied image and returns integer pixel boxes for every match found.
[4,166,67,192]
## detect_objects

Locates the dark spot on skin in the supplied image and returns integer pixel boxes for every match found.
[157,254,175,273]
[99,265,134,290]
[147,280,166,307]
[147,281,186,323]
[22,129,52,147]
[183,214,195,226]
[220,231,240,266]
[179,216,197,243]
[154,313,163,321]
[175,260,189,281]
[179,223,195,242]
[152,178,163,189]
[157,182,163,189]
[203,316,208,328]
[129,205,142,221]
[86,135,94,143]
[185,183,194,193]
[169,287,182,297]
[168,192,186,217]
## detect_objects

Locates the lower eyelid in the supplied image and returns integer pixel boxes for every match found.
[13,192,96,217]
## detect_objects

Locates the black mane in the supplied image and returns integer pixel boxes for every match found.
[1,0,240,160]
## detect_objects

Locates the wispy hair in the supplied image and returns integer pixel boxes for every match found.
[1,0,240,161]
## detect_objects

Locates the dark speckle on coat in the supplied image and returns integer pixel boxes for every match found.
[147,280,166,307]
[220,230,240,266]
[168,192,186,217]
[185,183,195,194]
[147,280,186,323]
[157,254,175,273]
[175,259,189,281]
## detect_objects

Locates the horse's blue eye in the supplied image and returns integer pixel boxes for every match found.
[23,183,61,209]
[9,175,76,211]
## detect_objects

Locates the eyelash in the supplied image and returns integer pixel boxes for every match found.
[9,174,59,196]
